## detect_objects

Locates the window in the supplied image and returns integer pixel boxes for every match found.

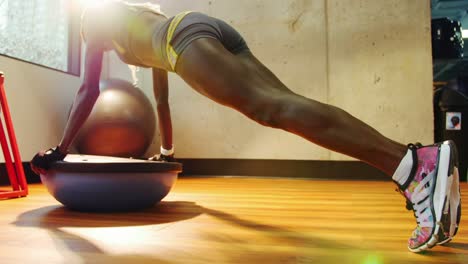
[0,0,81,75]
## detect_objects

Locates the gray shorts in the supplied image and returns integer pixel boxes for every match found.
[170,12,249,56]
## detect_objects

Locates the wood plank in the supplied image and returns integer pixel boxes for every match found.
[0,177,466,264]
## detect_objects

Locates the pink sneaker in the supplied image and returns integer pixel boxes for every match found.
[395,141,457,252]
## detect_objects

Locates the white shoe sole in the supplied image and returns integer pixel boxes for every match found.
[437,139,461,246]
[437,170,454,245]
[437,165,461,245]
[449,166,461,237]
[409,141,452,253]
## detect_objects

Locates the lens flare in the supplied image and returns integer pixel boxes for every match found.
[362,254,383,264]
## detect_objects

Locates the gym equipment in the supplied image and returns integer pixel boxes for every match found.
[434,87,468,181]
[0,72,28,199]
[40,154,182,212]
[432,18,464,60]
[74,79,156,158]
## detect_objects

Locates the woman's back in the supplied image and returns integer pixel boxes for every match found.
[82,1,170,68]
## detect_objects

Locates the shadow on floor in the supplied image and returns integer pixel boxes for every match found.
[12,201,461,263]
[12,201,204,264]
[14,201,204,228]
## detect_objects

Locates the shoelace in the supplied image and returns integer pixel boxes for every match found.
[399,190,430,226]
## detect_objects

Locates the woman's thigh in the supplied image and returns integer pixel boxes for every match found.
[175,38,291,111]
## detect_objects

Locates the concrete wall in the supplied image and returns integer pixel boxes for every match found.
[326,0,433,160]
[0,0,433,162]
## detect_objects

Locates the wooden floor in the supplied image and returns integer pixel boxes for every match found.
[0,177,467,264]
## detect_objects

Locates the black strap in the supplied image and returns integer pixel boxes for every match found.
[31,146,67,170]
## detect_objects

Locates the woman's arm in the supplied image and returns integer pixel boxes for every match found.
[30,43,104,174]
[152,68,174,158]
[58,44,104,153]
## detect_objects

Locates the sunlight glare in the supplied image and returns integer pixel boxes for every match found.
[78,0,105,8]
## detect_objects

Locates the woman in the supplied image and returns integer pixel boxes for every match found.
[30,1,460,252]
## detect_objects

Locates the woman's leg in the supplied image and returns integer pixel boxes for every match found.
[175,38,460,252]
[175,38,407,176]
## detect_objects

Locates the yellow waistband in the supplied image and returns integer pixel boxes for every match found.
[166,11,192,71]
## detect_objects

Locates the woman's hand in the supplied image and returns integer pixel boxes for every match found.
[30,147,67,175]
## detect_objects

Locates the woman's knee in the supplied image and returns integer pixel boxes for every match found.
[239,96,291,128]
[240,93,340,132]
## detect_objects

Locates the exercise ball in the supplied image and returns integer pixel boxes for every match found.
[74,79,156,158]
[40,155,183,212]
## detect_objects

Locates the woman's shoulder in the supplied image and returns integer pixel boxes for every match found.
[81,2,120,44]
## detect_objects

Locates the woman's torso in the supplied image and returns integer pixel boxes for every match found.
[105,2,172,70]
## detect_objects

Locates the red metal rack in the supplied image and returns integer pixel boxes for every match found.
[0,72,28,199]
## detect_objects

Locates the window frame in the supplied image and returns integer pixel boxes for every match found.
[0,2,82,77]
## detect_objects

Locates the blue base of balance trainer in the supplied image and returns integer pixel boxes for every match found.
[40,155,182,212]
